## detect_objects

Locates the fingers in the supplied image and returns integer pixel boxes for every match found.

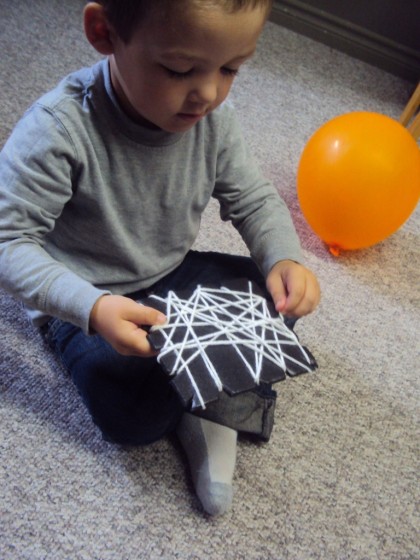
[112,322,158,357]
[267,260,321,318]
[117,302,167,357]
[89,294,167,357]
[283,270,320,316]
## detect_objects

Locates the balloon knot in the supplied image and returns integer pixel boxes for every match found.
[329,246,341,257]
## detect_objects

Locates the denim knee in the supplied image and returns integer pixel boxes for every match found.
[42,318,185,445]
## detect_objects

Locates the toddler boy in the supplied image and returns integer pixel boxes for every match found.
[0,0,320,515]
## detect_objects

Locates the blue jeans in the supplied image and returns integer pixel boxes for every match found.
[42,251,293,445]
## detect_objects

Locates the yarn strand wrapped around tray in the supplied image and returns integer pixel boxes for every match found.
[142,279,317,409]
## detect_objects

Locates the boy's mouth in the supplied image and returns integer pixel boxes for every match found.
[177,112,206,122]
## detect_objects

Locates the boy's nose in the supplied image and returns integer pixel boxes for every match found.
[189,79,218,105]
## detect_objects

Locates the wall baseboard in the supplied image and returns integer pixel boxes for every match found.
[270,0,420,83]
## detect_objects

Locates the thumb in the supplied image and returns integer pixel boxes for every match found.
[130,303,167,327]
[267,276,288,313]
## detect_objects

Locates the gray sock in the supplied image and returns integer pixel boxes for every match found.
[176,413,237,516]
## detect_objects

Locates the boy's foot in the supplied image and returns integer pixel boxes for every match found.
[176,413,237,516]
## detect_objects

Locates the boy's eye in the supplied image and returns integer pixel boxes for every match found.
[220,67,239,78]
[165,68,193,80]
[163,66,239,80]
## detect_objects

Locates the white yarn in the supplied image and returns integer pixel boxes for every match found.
[149,283,313,409]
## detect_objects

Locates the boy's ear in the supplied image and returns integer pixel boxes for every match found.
[84,2,116,55]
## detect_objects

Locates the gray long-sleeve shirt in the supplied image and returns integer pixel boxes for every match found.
[0,59,302,333]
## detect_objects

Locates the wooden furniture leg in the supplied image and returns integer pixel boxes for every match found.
[400,82,420,140]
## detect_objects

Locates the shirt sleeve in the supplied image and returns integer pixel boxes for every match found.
[213,106,303,276]
[0,105,109,332]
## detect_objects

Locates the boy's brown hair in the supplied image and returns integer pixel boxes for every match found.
[95,0,273,42]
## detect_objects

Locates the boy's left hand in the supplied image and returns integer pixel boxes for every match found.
[266,260,320,317]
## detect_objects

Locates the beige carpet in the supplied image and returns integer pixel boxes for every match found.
[1,1,418,558]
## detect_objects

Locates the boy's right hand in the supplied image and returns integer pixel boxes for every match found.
[89,294,167,357]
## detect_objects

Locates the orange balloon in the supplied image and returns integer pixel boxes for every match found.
[297,112,420,253]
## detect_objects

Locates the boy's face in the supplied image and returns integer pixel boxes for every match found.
[108,4,267,132]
